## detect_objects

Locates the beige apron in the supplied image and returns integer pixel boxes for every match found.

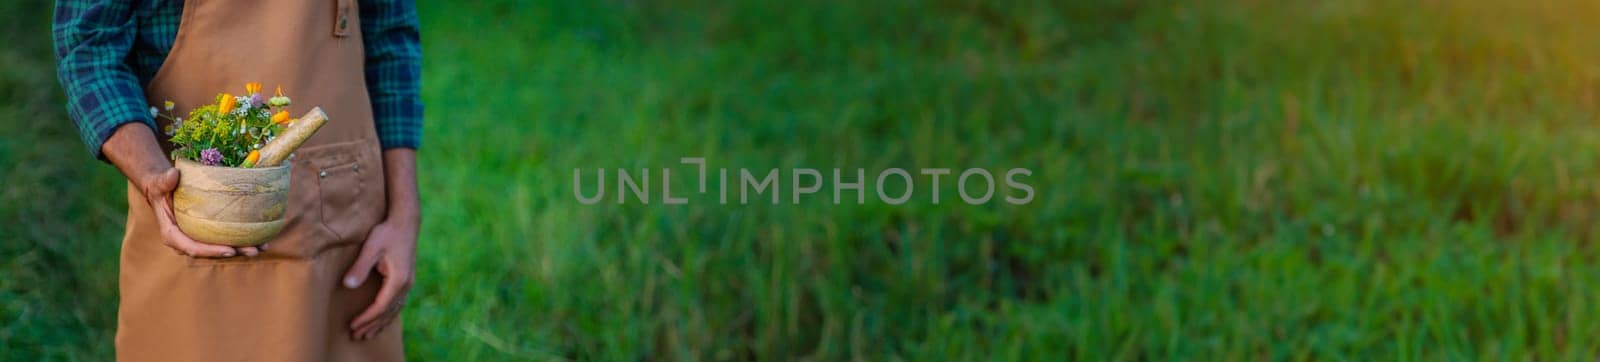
[119,0,400,360]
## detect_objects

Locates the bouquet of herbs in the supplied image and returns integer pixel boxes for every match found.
[154,82,293,168]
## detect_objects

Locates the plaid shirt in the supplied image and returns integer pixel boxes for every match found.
[53,0,422,160]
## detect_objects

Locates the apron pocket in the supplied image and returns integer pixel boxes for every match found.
[303,140,384,254]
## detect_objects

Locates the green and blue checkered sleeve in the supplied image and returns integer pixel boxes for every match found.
[360,0,423,150]
[53,0,155,161]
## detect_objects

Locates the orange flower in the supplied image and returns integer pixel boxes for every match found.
[275,86,285,98]
[217,93,236,114]
[245,82,262,95]
[272,110,291,125]
[243,150,261,168]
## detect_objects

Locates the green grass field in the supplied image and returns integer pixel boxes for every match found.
[8,0,1600,359]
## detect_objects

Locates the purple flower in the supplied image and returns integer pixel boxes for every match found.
[200,148,224,166]
[248,93,264,108]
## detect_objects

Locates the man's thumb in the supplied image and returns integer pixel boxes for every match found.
[343,244,382,289]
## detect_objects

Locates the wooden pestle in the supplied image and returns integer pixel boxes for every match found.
[254,107,328,167]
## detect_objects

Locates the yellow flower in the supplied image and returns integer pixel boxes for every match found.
[217,93,236,114]
[243,150,260,168]
[163,100,175,111]
[245,82,262,95]
[275,86,285,98]
[272,110,291,125]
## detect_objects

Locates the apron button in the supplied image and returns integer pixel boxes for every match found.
[319,171,328,178]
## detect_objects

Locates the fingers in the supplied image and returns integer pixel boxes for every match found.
[159,222,238,257]
[160,224,265,258]
[152,195,233,258]
[165,233,238,257]
[351,265,412,336]
[355,303,401,340]
[236,243,269,257]
[342,241,384,289]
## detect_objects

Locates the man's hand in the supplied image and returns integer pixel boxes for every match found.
[141,168,264,257]
[343,148,419,341]
[105,123,263,258]
[342,216,417,340]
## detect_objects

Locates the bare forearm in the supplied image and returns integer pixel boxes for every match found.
[381,148,419,225]
[102,123,172,198]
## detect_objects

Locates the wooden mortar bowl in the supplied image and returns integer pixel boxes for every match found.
[172,158,290,246]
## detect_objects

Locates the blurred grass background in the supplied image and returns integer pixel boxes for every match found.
[7,0,1600,359]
